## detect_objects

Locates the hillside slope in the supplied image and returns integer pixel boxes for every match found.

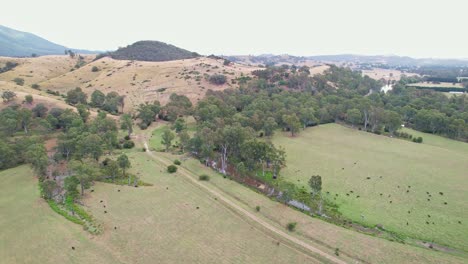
[0,25,95,57]
[35,56,258,111]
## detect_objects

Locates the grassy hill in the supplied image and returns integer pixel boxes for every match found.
[273,124,468,251]
[0,55,258,111]
[0,25,95,57]
[109,40,199,62]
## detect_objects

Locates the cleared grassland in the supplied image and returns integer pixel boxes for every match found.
[153,151,467,263]
[83,152,318,264]
[273,124,468,251]
[0,166,120,264]
[1,158,318,263]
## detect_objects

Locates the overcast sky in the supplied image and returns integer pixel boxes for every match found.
[1,0,467,58]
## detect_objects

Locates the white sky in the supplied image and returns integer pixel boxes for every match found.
[1,0,467,58]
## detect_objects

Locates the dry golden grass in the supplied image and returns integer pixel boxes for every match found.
[35,57,258,112]
[0,55,94,86]
[361,68,418,81]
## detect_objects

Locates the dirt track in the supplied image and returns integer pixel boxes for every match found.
[143,142,346,264]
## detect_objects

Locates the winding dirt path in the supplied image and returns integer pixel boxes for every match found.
[143,142,346,264]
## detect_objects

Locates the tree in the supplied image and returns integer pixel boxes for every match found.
[263,117,277,137]
[299,108,318,128]
[117,154,131,185]
[77,134,103,161]
[25,144,48,178]
[161,129,175,151]
[308,175,323,214]
[66,87,87,105]
[137,103,159,127]
[120,114,133,137]
[76,104,90,122]
[90,90,106,108]
[105,159,120,182]
[209,74,227,85]
[2,90,16,102]
[70,160,97,196]
[346,108,362,128]
[64,176,80,197]
[40,180,57,199]
[25,95,33,104]
[32,103,48,118]
[283,114,301,136]
[178,130,190,152]
[17,108,32,134]
[173,118,186,133]
[0,141,17,169]
[384,110,401,135]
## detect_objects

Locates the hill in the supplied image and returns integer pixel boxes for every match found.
[0,25,96,57]
[0,55,259,111]
[109,40,200,62]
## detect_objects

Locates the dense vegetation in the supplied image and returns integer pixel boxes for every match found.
[108,40,200,62]
[0,95,139,231]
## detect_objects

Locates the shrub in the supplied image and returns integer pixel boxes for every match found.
[25,94,33,104]
[255,206,261,212]
[174,159,181,165]
[286,222,297,231]
[13,77,24,86]
[412,137,423,143]
[167,165,177,173]
[31,83,40,90]
[124,135,131,140]
[91,66,100,72]
[122,140,135,149]
[199,174,210,181]
[138,122,148,130]
[335,248,340,256]
[208,74,227,85]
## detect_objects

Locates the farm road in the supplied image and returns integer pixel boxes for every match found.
[143,142,346,264]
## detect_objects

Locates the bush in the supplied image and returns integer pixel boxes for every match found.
[286,222,297,231]
[255,206,261,212]
[122,140,135,149]
[138,122,148,130]
[208,74,227,85]
[174,159,181,165]
[167,165,177,173]
[91,66,100,72]
[13,77,24,86]
[412,137,423,143]
[199,174,210,181]
[31,83,40,90]
[124,135,131,140]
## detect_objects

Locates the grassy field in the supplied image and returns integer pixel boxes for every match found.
[273,124,468,251]
[0,157,320,263]
[1,144,466,263]
[0,166,120,264]
[154,152,467,263]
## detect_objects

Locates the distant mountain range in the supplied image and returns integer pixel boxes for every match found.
[0,25,97,57]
